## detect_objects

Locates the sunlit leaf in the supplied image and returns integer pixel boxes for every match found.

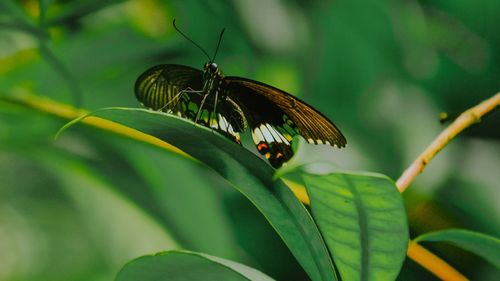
[278,158,409,281]
[303,172,408,281]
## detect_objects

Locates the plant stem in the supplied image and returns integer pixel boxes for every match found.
[396,92,500,192]
[407,241,467,281]
[393,92,500,281]
[1,93,190,159]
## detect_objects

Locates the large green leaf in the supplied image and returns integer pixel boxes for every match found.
[115,250,274,281]
[63,107,338,281]
[302,170,408,281]
[415,229,500,268]
[276,141,408,281]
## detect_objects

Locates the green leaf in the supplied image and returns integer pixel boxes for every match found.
[115,250,275,281]
[303,171,409,281]
[415,229,500,268]
[273,137,343,180]
[275,138,409,281]
[62,107,338,281]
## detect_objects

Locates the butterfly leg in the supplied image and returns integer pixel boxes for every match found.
[185,87,204,95]
[209,88,220,130]
[158,91,184,112]
[194,93,210,124]
[160,87,202,113]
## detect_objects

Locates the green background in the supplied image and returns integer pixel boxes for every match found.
[0,0,499,280]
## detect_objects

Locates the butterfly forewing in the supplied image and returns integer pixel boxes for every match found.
[223,77,346,167]
[135,64,203,113]
[135,64,245,144]
[225,77,346,147]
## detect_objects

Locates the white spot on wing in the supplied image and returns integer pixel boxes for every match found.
[252,128,264,144]
[265,124,283,143]
[218,114,228,131]
[260,124,274,143]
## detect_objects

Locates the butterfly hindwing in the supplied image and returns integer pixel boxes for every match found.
[206,97,247,144]
[251,123,294,167]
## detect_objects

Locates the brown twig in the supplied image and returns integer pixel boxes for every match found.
[396,92,500,192]
[395,92,499,280]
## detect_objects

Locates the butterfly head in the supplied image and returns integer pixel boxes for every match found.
[203,62,223,79]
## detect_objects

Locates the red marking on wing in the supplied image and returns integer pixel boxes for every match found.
[257,142,268,151]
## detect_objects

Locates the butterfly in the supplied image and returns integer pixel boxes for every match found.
[134,21,346,168]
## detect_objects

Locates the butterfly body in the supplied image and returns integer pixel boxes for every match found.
[135,62,346,167]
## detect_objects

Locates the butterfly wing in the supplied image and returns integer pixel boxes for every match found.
[224,77,346,167]
[135,64,246,143]
[135,64,203,113]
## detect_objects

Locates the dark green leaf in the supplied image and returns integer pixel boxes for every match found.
[62,107,338,281]
[115,250,274,281]
[415,229,500,268]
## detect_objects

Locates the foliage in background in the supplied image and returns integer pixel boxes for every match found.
[1,0,499,280]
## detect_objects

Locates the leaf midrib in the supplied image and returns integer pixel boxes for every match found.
[344,174,370,281]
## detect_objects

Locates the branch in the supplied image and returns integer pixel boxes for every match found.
[407,241,467,281]
[396,92,500,192]
[394,92,499,281]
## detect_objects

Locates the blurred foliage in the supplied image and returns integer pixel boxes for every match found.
[0,0,499,280]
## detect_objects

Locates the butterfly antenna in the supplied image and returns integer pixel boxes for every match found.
[173,19,211,61]
[211,27,226,62]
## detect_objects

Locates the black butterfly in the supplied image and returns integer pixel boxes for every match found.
[135,21,346,168]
